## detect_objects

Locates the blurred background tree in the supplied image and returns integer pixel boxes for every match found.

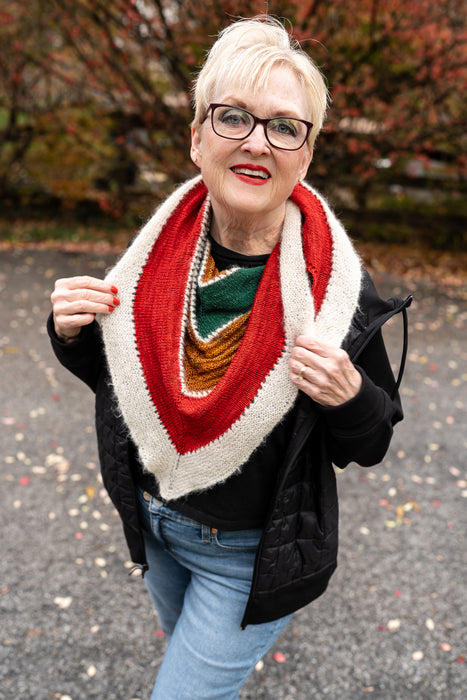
[1,0,465,249]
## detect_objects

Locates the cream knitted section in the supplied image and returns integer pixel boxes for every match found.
[101,177,362,500]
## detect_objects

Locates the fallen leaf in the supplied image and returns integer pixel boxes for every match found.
[388,619,401,632]
[396,505,405,522]
[54,596,72,609]
[408,500,422,514]
[32,466,46,474]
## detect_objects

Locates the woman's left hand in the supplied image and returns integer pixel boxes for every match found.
[289,336,362,407]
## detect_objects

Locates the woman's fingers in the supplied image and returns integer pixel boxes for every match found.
[289,336,361,406]
[52,276,118,301]
[51,276,119,341]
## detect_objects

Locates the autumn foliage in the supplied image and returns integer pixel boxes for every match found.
[1,0,466,247]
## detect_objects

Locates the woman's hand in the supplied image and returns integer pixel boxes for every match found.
[289,336,362,407]
[51,276,119,342]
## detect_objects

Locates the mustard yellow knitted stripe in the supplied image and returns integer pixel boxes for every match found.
[184,253,250,392]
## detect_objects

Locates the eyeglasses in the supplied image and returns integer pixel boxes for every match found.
[205,103,313,151]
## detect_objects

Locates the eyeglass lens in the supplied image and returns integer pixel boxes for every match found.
[211,105,309,150]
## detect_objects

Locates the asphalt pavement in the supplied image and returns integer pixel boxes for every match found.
[1,246,466,699]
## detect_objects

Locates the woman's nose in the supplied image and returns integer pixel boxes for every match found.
[240,124,270,154]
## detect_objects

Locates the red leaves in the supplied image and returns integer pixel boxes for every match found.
[2,3,465,253]
[0,12,13,25]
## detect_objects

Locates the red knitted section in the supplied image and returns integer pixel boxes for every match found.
[133,181,286,454]
[290,183,333,317]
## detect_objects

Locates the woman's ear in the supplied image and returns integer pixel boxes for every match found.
[299,148,313,181]
[191,126,202,166]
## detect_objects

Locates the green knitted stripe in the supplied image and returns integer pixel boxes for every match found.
[196,265,265,339]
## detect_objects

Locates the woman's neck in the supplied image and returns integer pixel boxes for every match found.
[210,207,285,256]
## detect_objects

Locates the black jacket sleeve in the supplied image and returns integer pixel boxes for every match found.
[317,272,407,468]
[318,353,402,467]
[47,312,105,393]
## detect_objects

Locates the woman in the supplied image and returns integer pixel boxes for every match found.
[49,17,411,700]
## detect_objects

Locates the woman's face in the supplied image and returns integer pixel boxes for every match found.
[191,65,313,235]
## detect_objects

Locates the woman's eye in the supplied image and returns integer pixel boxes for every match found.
[220,109,248,125]
[271,119,297,136]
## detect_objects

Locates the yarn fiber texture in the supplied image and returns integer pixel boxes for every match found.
[101,176,362,500]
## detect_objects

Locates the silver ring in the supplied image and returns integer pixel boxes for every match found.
[298,365,307,381]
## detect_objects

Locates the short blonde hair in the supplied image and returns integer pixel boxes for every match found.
[192,17,329,147]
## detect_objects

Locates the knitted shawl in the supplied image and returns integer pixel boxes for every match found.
[101,176,362,500]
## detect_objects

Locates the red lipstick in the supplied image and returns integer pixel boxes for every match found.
[230,164,271,185]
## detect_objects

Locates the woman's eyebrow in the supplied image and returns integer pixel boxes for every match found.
[217,99,303,119]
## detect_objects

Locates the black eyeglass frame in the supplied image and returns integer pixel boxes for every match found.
[204,103,313,151]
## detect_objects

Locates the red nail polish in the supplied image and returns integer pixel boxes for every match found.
[111,285,118,294]
[108,305,114,312]
[113,297,120,306]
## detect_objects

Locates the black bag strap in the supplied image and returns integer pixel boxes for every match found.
[391,301,410,400]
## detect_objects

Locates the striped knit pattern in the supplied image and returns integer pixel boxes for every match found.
[101,176,363,501]
[184,242,263,392]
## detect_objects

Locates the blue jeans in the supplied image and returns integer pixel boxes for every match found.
[136,487,292,700]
